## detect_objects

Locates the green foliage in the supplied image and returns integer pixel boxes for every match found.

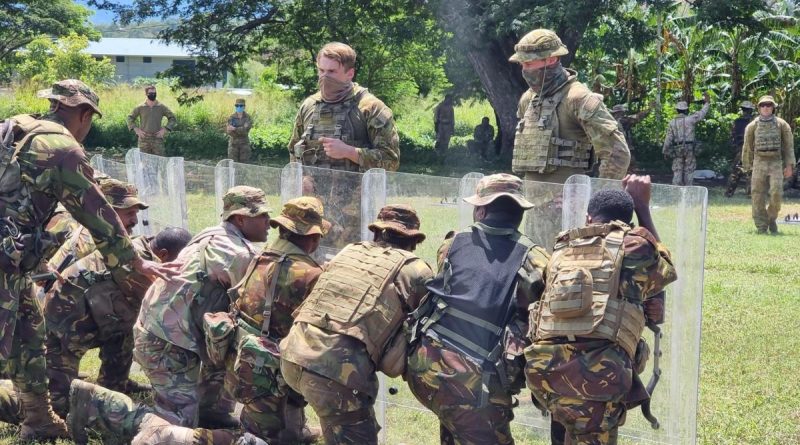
[15,34,116,88]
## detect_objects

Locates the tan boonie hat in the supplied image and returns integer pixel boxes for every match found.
[509,29,569,63]
[675,101,689,111]
[235,98,246,105]
[758,95,776,107]
[97,177,148,210]
[270,196,331,236]
[221,186,271,220]
[368,204,426,242]
[740,100,755,109]
[463,173,534,210]
[38,79,102,117]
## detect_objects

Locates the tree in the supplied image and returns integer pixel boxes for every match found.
[17,33,116,87]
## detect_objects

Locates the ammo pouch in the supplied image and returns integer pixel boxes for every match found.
[202,311,237,367]
[232,323,284,403]
[84,272,138,340]
[378,328,407,378]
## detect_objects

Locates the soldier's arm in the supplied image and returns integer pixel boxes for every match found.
[162,104,177,131]
[361,101,400,171]
[435,237,454,272]
[241,113,253,133]
[395,258,434,311]
[577,94,630,179]
[205,236,255,288]
[515,245,549,316]
[662,125,673,155]
[692,101,711,123]
[741,123,755,171]
[780,120,796,168]
[287,106,307,163]
[621,229,677,302]
[127,105,141,130]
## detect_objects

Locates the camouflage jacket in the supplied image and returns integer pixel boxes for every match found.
[288,84,400,172]
[473,123,494,143]
[517,74,630,179]
[47,224,99,271]
[232,238,322,339]
[662,102,710,155]
[137,222,256,355]
[226,112,253,141]
[280,243,433,396]
[126,101,177,134]
[3,114,135,271]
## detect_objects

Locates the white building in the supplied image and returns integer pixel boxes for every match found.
[84,38,196,82]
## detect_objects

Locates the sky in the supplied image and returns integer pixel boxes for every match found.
[76,0,131,24]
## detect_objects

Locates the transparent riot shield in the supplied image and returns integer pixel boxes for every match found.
[520,178,572,253]
[124,149,187,235]
[559,175,706,445]
[89,154,128,181]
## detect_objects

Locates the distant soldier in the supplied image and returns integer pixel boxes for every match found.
[509,28,630,183]
[662,94,711,186]
[0,79,172,440]
[226,98,253,163]
[434,94,456,155]
[610,102,653,171]
[406,173,550,444]
[134,186,269,427]
[742,95,795,234]
[725,101,756,197]
[280,205,433,445]
[127,85,177,156]
[468,116,495,160]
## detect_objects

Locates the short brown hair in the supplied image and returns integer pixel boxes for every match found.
[317,42,357,70]
[144,85,156,92]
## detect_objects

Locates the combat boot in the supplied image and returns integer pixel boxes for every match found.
[278,405,322,444]
[768,220,778,234]
[18,391,69,441]
[67,379,141,445]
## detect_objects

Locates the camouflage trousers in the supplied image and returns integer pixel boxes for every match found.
[435,128,454,155]
[133,326,235,427]
[525,340,633,445]
[138,135,166,156]
[725,150,751,197]
[406,337,516,445]
[670,153,696,186]
[228,139,251,163]
[750,157,785,231]
[282,360,379,445]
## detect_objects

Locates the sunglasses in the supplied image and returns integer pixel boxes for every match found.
[759,103,773,108]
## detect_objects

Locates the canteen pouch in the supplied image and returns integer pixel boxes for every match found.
[233,332,284,403]
[202,312,237,367]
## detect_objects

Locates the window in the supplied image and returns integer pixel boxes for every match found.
[143,57,152,63]
[94,57,103,62]
[115,56,125,63]
[172,59,196,68]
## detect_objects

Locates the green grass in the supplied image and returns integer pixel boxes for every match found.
[1,188,799,444]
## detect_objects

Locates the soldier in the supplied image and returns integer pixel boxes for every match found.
[468,116,495,160]
[725,101,756,197]
[0,79,173,440]
[611,103,653,172]
[280,204,433,445]
[226,98,253,163]
[406,173,550,444]
[434,94,456,156]
[127,85,177,156]
[742,95,796,234]
[45,223,191,416]
[134,185,269,427]
[223,197,329,443]
[525,175,678,445]
[662,94,711,186]
[509,29,630,183]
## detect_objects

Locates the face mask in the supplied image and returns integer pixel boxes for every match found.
[147,92,157,101]
[522,62,568,96]
[318,75,353,103]
[235,105,245,112]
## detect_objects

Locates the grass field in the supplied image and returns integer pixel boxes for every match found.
[0,188,798,444]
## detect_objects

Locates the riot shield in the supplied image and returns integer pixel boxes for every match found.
[560,175,706,445]
[89,154,128,181]
[520,178,571,252]
[182,160,217,234]
[124,149,187,235]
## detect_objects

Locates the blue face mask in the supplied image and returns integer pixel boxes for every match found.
[235,105,244,112]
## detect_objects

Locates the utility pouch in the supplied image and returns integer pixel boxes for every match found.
[202,311,237,367]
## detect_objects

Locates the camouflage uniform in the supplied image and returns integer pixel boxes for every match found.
[225,197,328,441]
[127,100,177,156]
[724,102,755,197]
[611,104,651,172]
[662,101,710,186]
[434,98,455,155]
[469,121,495,159]
[227,99,253,162]
[134,186,268,427]
[280,205,433,445]
[406,174,550,445]
[44,179,152,415]
[742,96,796,233]
[0,80,138,439]
[525,224,677,445]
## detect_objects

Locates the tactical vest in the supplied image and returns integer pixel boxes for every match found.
[532,221,644,358]
[230,248,292,337]
[754,118,782,158]
[512,84,592,174]
[292,241,415,365]
[293,89,371,172]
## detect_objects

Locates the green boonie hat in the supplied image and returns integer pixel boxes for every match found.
[38,79,102,118]
[97,177,148,210]
[611,104,628,114]
[675,101,689,111]
[740,100,755,109]
[758,95,776,107]
[463,173,534,210]
[221,186,271,220]
[235,98,246,105]
[368,204,426,242]
[270,196,331,236]
[509,29,569,63]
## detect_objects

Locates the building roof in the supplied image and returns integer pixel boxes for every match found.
[85,38,193,58]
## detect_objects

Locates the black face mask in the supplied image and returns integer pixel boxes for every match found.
[521,62,568,97]
[147,92,157,101]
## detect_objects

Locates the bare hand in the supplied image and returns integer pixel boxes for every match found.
[132,257,181,282]
[320,137,357,162]
[134,128,144,138]
[226,125,235,133]
[622,174,652,209]
[643,296,665,324]
[784,165,794,178]
[156,128,167,139]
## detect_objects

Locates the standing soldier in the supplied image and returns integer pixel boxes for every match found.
[468,116,495,160]
[0,79,172,440]
[127,85,177,156]
[406,174,550,444]
[226,98,253,163]
[134,186,269,427]
[221,197,329,443]
[434,94,456,156]
[725,101,756,197]
[662,94,711,186]
[280,205,433,445]
[509,29,630,183]
[526,175,677,445]
[742,95,795,234]
[611,103,653,172]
